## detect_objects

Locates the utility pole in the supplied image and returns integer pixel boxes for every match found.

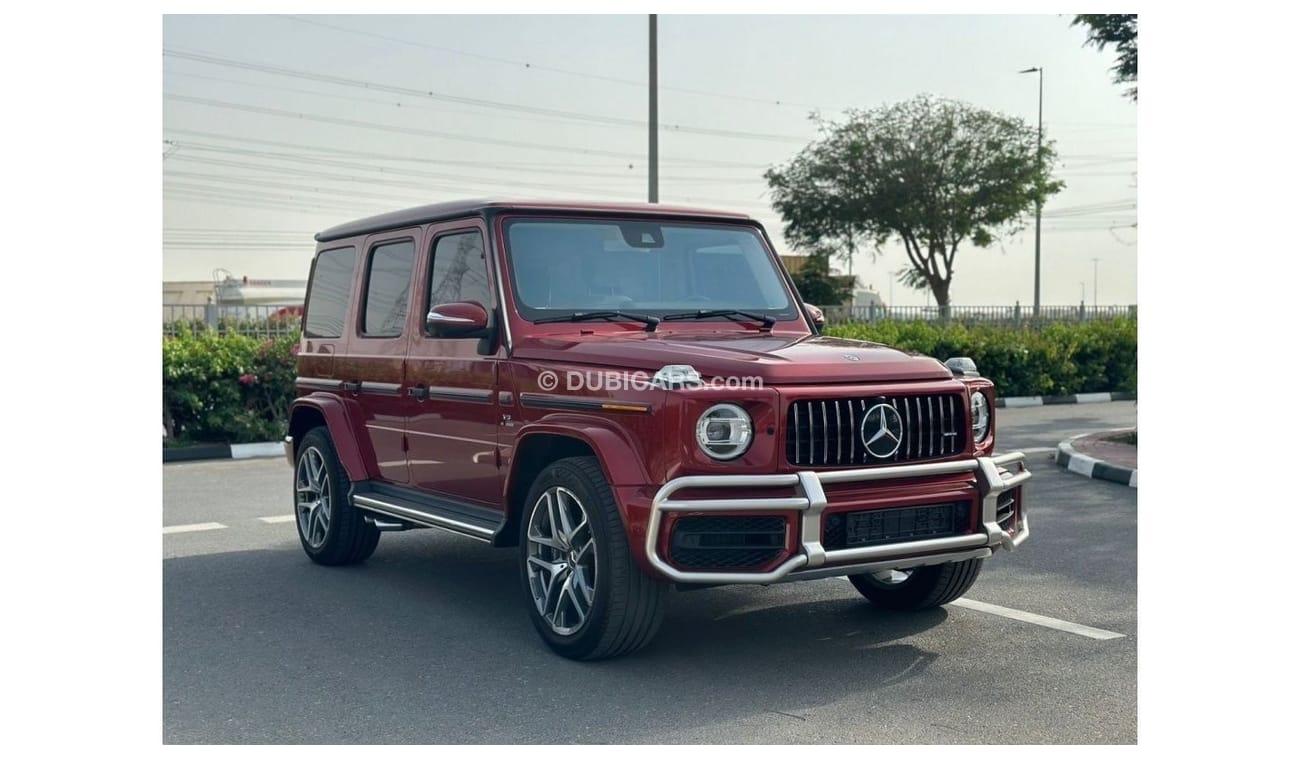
[1019,67,1043,317]
[648,14,659,204]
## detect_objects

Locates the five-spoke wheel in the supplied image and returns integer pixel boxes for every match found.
[295,445,332,550]
[525,486,597,636]
[518,456,668,660]
[292,427,380,566]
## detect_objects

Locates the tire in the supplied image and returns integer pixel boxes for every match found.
[293,426,380,566]
[518,456,669,660]
[847,558,984,610]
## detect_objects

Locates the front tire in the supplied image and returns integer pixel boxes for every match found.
[294,427,380,566]
[519,456,669,660]
[847,558,983,610]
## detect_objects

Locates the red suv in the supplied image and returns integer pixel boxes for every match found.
[285,200,1030,660]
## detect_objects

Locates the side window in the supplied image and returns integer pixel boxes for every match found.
[362,239,416,337]
[303,246,356,339]
[428,231,491,309]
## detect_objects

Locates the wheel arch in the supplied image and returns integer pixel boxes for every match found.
[496,420,650,547]
[288,394,374,482]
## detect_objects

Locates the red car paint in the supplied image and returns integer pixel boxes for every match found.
[289,200,1017,582]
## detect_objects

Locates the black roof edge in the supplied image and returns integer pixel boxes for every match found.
[314,199,754,243]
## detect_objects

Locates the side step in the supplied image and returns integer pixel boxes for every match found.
[350,482,504,543]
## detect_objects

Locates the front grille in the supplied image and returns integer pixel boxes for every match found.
[786,394,966,467]
[822,502,969,551]
[669,516,786,569]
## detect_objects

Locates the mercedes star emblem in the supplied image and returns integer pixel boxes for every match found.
[860,403,904,458]
[843,354,861,361]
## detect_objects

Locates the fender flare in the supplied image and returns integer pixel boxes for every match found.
[288,393,376,482]
[507,414,652,489]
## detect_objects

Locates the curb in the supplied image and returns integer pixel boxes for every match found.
[1055,431,1137,488]
[996,391,1135,408]
[164,440,285,463]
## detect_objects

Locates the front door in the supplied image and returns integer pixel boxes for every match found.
[404,222,503,507]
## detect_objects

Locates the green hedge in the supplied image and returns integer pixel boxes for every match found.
[825,319,1136,397]
[163,327,298,444]
[162,319,1135,444]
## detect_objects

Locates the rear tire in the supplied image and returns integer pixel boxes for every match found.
[519,456,669,660]
[294,427,380,566]
[847,558,983,610]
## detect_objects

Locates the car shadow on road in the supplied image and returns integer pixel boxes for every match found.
[165,531,957,743]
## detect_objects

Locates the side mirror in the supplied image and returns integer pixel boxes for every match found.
[804,303,825,329]
[427,302,490,339]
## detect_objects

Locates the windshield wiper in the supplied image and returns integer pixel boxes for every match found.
[534,310,660,332]
[661,309,776,331]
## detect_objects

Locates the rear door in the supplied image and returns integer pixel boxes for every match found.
[298,243,358,385]
[340,229,420,485]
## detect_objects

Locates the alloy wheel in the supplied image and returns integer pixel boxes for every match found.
[525,486,598,636]
[295,446,331,549]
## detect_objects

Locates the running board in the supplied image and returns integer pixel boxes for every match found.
[350,482,503,543]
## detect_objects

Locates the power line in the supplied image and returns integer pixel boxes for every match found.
[163,93,773,168]
[162,47,809,143]
[166,140,770,196]
[272,14,824,110]
[162,128,768,170]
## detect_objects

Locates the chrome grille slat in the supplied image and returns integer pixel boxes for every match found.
[793,402,802,464]
[834,400,843,465]
[820,400,829,465]
[786,393,967,467]
[927,396,935,458]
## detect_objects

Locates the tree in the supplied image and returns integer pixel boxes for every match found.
[788,246,854,306]
[765,95,1062,312]
[1072,14,1138,101]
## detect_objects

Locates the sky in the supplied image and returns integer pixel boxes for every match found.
[162,14,1137,307]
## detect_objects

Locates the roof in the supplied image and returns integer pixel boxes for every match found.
[314,199,754,242]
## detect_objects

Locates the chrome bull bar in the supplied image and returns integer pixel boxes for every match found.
[646,452,1031,585]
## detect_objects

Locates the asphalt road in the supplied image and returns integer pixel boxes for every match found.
[163,400,1137,744]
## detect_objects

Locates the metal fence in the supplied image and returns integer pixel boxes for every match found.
[822,303,1136,326]
[163,304,302,338]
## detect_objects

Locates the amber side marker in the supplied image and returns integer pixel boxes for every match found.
[601,403,652,413]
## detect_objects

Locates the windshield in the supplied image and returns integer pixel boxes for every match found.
[504,219,798,322]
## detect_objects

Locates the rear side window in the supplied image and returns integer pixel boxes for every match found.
[303,246,356,338]
[428,231,491,308]
[362,239,416,337]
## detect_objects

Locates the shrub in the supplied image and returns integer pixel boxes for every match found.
[163,326,299,444]
[824,318,1137,397]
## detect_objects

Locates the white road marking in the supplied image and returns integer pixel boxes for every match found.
[952,598,1126,640]
[1074,392,1114,404]
[162,522,227,535]
[258,515,296,524]
[1002,396,1044,408]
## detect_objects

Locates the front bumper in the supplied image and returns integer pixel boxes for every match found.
[647,452,1030,584]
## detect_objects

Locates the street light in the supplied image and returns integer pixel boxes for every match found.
[1019,66,1043,317]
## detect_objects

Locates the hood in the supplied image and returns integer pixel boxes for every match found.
[511,330,954,384]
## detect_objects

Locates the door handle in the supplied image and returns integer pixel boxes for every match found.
[342,381,362,393]
[408,386,429,400]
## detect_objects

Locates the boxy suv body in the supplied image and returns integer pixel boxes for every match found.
[285,200,1031,660]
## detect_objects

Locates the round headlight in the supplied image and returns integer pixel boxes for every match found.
[695,403,753,460]
[971,391,991,443]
